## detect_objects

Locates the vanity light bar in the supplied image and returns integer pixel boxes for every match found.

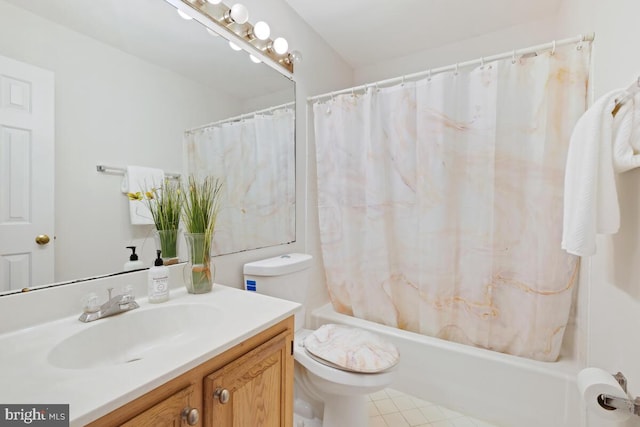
[164,0,294,75]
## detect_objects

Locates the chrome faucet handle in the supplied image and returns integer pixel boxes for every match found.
[81,293,100,314]
[121,284,134,297]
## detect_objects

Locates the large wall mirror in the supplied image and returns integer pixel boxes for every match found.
[0,0,295,295]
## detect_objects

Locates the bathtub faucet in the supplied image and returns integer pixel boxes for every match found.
[78,287,139,322]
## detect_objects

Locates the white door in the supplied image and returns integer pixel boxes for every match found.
[0,54,54,292]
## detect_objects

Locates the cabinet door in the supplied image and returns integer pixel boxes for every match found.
[204,331,293,427]
[121,385,196,427]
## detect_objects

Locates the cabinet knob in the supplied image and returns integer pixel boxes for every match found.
[181,407,199,425]
[214,388,230,404]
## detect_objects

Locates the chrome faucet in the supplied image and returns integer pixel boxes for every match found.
[79,287,139,322]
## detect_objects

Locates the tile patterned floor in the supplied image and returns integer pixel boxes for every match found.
[368,388,498,427]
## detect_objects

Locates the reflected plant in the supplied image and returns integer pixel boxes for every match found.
[127,178,183,259]
[144,178,183,232]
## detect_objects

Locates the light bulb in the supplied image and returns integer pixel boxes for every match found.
[288,50,303,64]
[206,0,222,3]
[229,4,249,24]
[177,9,193,20]
[249,55,261,64]
[229,41,242,51]
[206,28,219,37]
[271,37,288,55]
[252,21,270,40]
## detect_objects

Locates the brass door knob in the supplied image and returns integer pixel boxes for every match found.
[35,234,50,245]
[181,407,199,426]
[214,388,230,404]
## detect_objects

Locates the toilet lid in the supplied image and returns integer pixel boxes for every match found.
[303,324,400,373]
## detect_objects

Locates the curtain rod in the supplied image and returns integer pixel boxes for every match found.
[186,101,295,134]
[308,33,595,103]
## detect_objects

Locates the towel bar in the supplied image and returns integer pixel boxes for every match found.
[96,165,181,180]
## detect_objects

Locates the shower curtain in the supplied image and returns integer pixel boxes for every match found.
[313,43,590,361]
[185,108,295,255]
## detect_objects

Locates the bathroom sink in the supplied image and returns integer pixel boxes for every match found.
[48,304,218,370]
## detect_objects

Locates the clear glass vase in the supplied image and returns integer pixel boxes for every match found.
[153,229,179,265]
[183,232,214,294]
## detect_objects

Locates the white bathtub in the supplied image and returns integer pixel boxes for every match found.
[311,303,585,427]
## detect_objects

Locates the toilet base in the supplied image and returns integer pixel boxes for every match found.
[321,394,368,427]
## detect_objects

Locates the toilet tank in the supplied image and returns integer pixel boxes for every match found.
[243,253,313,329]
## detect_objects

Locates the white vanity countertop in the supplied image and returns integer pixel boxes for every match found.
[0,284,299,426]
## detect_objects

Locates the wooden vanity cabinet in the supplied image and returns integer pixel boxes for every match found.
[203,330,291,427]
[119,386,195,427]
[86,317,294,427]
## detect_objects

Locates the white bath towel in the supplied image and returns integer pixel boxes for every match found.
[122,166,165,225]
[562,89,640,256]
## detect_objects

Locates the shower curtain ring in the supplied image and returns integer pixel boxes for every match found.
[511,49,517,64]
[551,40,556,56]
[427,69,432,81]
[480,57,485,69]
[454,63,459,75]
[577,34,584,50]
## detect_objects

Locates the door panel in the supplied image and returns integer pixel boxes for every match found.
[0,54,54,292]
[204,332,290,427]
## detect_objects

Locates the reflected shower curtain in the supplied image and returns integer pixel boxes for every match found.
[186,108,295,255]
[313,44,590,361]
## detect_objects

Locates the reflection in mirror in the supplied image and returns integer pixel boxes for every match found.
[0,0,295,295]
[185,102,295,255]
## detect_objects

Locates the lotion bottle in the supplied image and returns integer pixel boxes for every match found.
[124,246,144,271]
[148,250,169,303]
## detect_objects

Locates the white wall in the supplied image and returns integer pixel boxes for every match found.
[557,2,640,426]
[354,14,559,85]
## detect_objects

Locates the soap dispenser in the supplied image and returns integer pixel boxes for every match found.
[148,250,169,303]
[124,246,144,271]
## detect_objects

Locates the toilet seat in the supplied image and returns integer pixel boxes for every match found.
[303,324,399,373]
[294,329,397,389]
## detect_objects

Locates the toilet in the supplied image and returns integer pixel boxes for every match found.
[243,253,399,427]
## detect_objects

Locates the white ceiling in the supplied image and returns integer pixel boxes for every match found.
[284,0,563,68]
